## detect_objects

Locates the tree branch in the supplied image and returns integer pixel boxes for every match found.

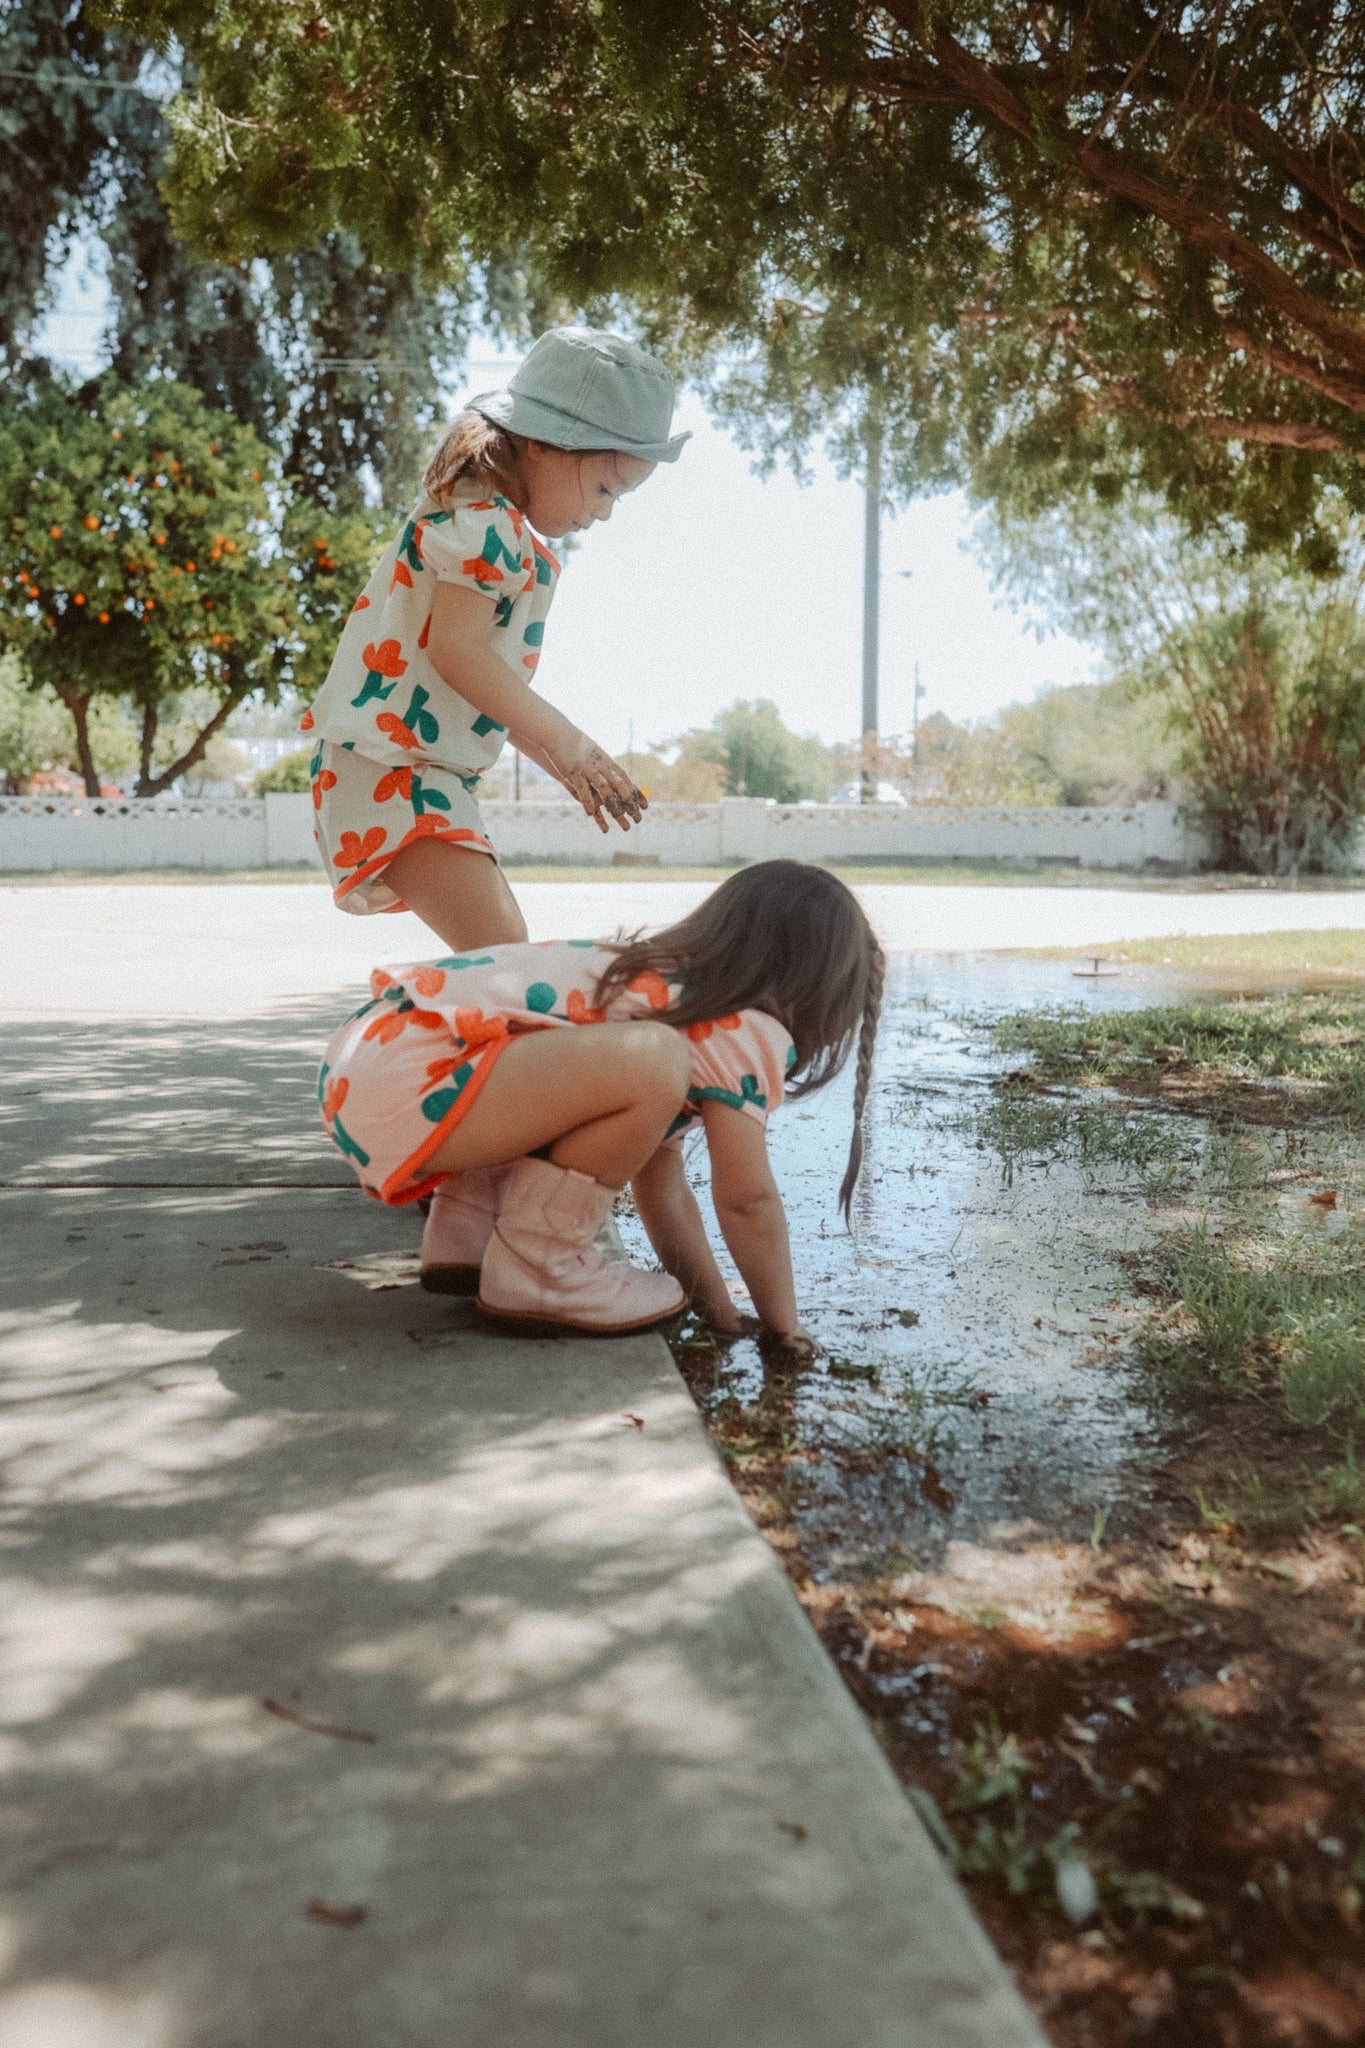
[1219,323,1365,415]
[873,3,1365,377]
[136,683,249,797]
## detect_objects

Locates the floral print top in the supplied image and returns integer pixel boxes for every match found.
[326,940,797,1154]
[301,489,559,776]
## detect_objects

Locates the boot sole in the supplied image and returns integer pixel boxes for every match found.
[419,1264,481,1297]
[475,1295,685,1337]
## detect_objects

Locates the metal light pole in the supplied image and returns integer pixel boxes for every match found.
[860,414,882,804]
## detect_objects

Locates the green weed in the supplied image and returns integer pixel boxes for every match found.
[1316,1437,1365,1521]
[990,991,1365,1127]
[947,1713,1035,1811]
[1281,1308,1365,1424]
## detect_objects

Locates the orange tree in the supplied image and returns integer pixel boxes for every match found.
[0,372,376,794]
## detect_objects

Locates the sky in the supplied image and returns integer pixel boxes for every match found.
[35,248,1097,757]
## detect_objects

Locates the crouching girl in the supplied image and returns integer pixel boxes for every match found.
[317,862,884,1346]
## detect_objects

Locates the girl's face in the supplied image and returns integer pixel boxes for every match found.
[516,445,655,539]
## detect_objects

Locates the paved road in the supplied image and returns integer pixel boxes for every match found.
[0,895,1044,2046]
[6,876,1365,1020]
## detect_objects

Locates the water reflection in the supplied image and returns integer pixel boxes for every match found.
[626,953,1178,1581]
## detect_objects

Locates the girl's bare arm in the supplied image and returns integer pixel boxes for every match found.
[631,1143,742,1330]
[426,581,645,831]
[699,1101,812,1349]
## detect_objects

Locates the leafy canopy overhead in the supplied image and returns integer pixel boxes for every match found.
[102,0,1365,552]
[2,0,495,513]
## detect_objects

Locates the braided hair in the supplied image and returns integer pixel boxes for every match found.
[593,860,884,1222]
[838,944,885,1225]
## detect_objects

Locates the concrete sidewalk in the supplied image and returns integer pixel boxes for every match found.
[0,992,1043,2044]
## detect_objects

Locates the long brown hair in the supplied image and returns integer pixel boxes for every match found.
[422,410,524,505]
[593,860,885,1221]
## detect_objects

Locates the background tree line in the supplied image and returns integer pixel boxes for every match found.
[7,0,1365,869]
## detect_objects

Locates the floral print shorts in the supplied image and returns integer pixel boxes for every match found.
[312,740,495,915]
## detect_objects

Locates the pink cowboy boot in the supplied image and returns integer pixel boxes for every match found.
[419,1167,512,1295]
[477,1157,686,1334]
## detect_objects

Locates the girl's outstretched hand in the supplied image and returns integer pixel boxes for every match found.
[546,731,648,832]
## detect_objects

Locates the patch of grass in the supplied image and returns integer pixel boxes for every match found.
[1316,1436,1365,1520]
[1016,928,1365,979]
[1197,1470,1310,1540]
[1134,1225,1365,1428]
[942,1078,1192,1189]
[991,991,1365,1126]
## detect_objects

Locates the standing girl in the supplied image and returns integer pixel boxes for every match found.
[317,862,885,1343]
[301,327,689,950]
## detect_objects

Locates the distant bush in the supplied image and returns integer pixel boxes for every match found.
[255,747,312,794]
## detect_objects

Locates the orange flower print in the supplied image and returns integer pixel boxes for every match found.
[322,1074,349,1122]
[363,1001,444,1046]
[390,560,413,592]
[369,969,395,997]
[522,652,539,671]
[418,612,432,649]
[352,593,371,613]
[362,1007,409,1045]
[425,1057,462,1085]
[629,969,672,1011]
[462,555,504,584]
[311,767,338,810]
[453,1005,509,1051]
[413,967,447,998]
[685,1015,741,1042]
[374,711,421,750]
[298,707,315,731]
[566,988,605,1025]
[373,766,412,803]
[334,825,388,870]
[362,639,407,678]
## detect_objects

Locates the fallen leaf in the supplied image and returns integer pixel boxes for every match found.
[305,1898,366,1928]
[921,1462,955,1511]
[1308,1189,1338,1209]
[263,1698,377,1744]
[619,1413,645,1430]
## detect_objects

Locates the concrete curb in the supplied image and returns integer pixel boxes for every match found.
[0,1183,1043,2048]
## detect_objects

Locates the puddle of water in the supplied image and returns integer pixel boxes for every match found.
[622,953,1186,1582]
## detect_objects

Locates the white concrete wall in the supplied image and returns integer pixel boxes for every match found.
[0,792,1216,873]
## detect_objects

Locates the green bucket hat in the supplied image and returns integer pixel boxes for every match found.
[471,327,689,464]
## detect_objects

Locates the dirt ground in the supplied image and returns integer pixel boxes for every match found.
[643,956,1365,2048]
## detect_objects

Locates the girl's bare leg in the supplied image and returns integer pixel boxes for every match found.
[425,1022,690,1188]
[384,839,527,949]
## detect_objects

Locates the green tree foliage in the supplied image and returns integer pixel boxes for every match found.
[2,1,484,513]
[985,498,1365,872]
[0,654,140,793]
[102,0,1365,551]
[0,372,383,794]
[253,748,312,795]
[908,687,1172,806]
[670,699,838,804]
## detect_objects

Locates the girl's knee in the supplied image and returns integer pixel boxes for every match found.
[632,1020,691,1094]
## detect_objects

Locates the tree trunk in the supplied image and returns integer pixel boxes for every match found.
[135,700,158,797]
[54,686,102,797]
[136,687,248,798]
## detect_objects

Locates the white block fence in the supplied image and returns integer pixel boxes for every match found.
[0,793,1215,873]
